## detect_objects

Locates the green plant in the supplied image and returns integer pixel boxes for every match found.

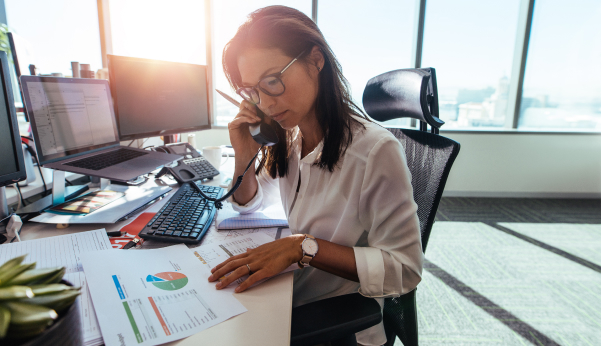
[0,255,80,341]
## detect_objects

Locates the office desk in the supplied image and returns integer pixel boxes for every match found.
[16,161,294,346]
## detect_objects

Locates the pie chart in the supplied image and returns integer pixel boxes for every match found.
[146,272,188,291]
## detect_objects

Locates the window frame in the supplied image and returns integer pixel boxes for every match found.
[92,0,595,133]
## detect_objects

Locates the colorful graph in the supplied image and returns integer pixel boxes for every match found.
[146,272,188,291]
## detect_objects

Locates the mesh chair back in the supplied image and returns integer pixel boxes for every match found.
[383,128,460,346]
[387,128,460,252]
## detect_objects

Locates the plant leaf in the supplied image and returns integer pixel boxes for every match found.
[0,304,10,339]
[30,283,79,296]
[19,290,80,313]
[5,267,64,286]
[3,301,57,326]
[7,267,64,286]
[0,286,34,300]
[37,267,66,285]
[0,263,36,287]
[0,255,27,274]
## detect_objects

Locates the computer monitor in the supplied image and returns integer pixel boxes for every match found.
[0,51,26,220]
[8,32,33,121]
[107,55,211,143]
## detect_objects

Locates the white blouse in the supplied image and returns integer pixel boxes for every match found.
[230,117,423,345]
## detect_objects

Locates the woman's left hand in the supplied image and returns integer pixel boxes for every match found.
[208,235,304,293]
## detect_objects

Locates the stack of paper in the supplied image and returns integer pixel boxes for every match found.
[215,201,288,230]
[0,229,112,346]
[81,244,247,346]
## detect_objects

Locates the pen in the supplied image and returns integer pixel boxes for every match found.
[116,192,169,222]
[216,89,241,108]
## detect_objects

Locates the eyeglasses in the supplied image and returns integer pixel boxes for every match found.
[236,50,306,105]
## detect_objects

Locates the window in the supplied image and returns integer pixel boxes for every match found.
[421,0,521,129]
[318,0,415,127]
[212,1,312,126]
[519,0,601,131]
[110,0,206,64]
[5,0,102,104]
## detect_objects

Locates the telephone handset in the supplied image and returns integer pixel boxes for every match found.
[249,106,279,146]
[215,89,279,146]
[155,143,220,184]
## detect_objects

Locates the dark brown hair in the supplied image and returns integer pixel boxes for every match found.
[223,6,367,178]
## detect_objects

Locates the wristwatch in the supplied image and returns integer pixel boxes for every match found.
[298,234,319,268]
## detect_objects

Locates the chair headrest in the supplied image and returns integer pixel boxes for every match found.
[362,68,444,129]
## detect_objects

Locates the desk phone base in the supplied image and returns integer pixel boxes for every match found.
[140,182,225,244]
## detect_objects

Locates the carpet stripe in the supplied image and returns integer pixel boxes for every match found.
[424,260,561,346]
[487,222,601,274]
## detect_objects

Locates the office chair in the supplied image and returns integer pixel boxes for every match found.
[290,68,460,346]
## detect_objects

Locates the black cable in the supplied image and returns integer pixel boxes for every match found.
[15,183,26,207]
[191,145,264,209]
[20,139,48,197]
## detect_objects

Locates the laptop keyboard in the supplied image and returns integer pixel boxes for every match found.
[139,183,224,244]
[64,148,148,171]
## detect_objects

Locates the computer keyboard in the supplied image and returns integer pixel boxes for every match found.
[183,157,220,180]
[64,148,148,171]
[139,182,225,244]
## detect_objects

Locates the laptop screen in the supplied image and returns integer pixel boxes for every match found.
[20,76,120,165]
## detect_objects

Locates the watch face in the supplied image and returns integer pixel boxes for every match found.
[302,238,318,255]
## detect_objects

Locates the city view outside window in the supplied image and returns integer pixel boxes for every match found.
[518,0,601,131]
[212,1,312,126]
[318,0,415,127]
[421,0,521,129]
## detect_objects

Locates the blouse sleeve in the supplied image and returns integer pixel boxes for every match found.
[228,166,281,214]
[353,136,424,298]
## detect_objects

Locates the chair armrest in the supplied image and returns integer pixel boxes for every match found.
[291,293,382,346]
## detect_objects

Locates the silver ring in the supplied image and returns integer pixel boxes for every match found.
[246,264,252,275]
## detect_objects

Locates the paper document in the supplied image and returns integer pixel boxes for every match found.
[0,229,111,346]
[81,244,247,346]
[191,231,297,293]
[216,201,288,229]
[31,184,172,224]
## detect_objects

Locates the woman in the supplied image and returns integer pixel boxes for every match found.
[207,6,423,345]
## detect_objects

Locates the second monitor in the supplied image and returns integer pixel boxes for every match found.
[108,55,211,142]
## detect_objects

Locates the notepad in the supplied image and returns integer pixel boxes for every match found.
[215,201,288,230]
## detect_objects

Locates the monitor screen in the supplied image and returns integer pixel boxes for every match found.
[0,51,25,188]
[20,76,119,165]
[108,55,211,141]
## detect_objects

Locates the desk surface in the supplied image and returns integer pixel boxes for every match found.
[15,160,294,346]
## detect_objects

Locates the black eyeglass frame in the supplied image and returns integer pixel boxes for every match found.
[236,49,306,104]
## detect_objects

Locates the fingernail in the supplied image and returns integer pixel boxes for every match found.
[216,282,222,289]
[211,268,216,273]
[235,286,241,293]
[208,275,214,281]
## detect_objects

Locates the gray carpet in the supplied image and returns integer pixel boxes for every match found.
[392,198,601,346]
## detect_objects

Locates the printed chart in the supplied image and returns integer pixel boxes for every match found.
[146,272,188,291]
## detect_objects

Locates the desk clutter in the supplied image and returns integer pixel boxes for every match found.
[0,225,292,346]
[30,185,173,224]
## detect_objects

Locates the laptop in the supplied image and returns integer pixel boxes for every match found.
[20,76,182,182]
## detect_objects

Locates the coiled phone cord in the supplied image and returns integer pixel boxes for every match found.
[191,145,264,209]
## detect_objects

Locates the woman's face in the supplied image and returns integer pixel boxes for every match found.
[237,47,320,130]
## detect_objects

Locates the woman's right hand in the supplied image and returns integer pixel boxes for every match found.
[228,100,263,162]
